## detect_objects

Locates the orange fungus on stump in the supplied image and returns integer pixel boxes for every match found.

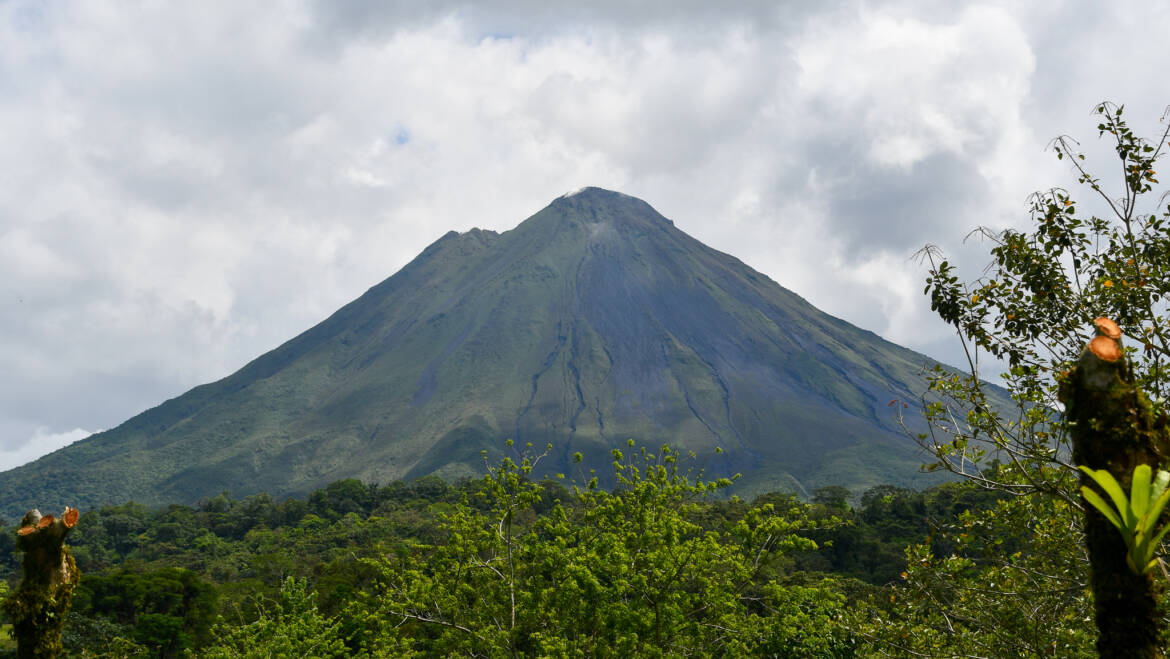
[1094,316,1123,340]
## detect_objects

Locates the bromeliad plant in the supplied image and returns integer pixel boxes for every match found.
[1080,464,1170,575]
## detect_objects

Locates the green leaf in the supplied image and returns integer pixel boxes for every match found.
[1081,465,1170,574]
[1154,470,1170,499]
[1081,467,1132,529]
[1131,464,1153,520]
[1144,484,1170,532]
[1145,517,1170,557]
[1081,486,1123,530]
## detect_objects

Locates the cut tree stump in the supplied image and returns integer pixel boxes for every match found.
[1060,318,1170,659]
[2,507,81,659]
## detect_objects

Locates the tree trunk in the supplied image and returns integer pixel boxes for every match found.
[2,507,81,659]
[1060,318,1170,659]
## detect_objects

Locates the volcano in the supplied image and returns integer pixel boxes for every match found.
[0,187,946,516]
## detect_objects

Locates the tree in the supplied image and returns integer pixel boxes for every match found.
[875,102,1170,655]
[856,488,1094,657]
[914,101,1170,496]
[812,485,853,512]
[349,442,856,657]
[72,567,218,657]
[201,577,348,659]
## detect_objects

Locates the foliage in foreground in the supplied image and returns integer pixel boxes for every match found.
[349,443,854,657]
[15,444,1003,656]
[202,577,347,659]
[878,102,1170,655]
[858,484,1094,657]
[0,446,1012,657]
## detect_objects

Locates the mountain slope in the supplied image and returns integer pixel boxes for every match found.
[1,188,947,517]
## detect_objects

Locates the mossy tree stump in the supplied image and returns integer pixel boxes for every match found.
[1059,317,1170,659]
[2,507,81,659]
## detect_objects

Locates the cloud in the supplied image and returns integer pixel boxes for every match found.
[790,6,1037,251]
[304,0,821,44]
[0,428,95,474]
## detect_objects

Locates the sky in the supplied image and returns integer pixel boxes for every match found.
[2,0,1169,470]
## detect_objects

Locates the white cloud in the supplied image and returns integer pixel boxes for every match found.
[795,6,1035,164]
[0,428,95,473]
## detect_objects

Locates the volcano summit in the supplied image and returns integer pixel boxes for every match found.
[0,188,942,516]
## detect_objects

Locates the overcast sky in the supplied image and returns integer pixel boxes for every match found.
[2,0,1168,470]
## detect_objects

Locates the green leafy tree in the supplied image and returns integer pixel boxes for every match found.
[349,442,855,657]
[72,568,217,658]
[61,612,150,658]
[914,101,1170,497]
[867,102,1170,654]
[857,487,1094,657]
[201,577,348,659]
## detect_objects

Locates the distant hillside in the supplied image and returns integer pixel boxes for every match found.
[0,187,956,517]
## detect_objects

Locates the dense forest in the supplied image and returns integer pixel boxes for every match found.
[0,444,1005,657]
